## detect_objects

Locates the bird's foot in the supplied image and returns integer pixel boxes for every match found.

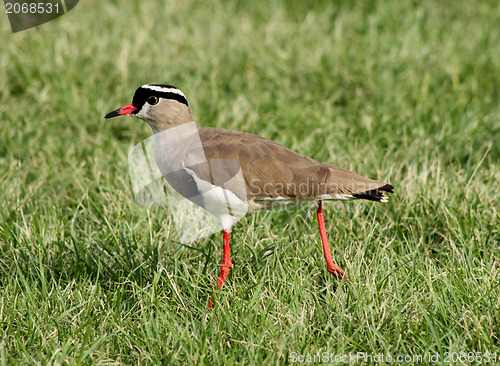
[327,264,348,282]
[207,263,233,312]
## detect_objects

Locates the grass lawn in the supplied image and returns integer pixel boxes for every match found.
[1,0,499,364]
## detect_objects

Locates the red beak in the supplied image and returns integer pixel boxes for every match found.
[104,103,138,118]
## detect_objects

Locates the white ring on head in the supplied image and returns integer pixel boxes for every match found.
[141,84,186,98]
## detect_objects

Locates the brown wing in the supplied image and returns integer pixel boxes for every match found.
[197,126,393,201]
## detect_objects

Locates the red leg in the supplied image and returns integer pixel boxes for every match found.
[316,200,347,280]
[208,229,232,310]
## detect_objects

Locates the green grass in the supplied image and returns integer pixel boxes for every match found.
[1,0,499,364]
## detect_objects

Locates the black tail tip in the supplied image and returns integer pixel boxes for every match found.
[380,183,394,193]
[352,183,394,202]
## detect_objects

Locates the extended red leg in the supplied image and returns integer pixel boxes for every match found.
[208,229,232,310]
[316,200,346,280]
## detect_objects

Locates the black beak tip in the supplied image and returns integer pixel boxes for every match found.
[104,108,121,119]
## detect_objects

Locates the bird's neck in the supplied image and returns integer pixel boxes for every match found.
[146,102,195,134]
[148,116,195,134]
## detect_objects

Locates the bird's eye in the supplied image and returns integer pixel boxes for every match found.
[147,96,159,105]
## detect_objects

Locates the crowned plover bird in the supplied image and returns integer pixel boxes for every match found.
[105,84,394,308]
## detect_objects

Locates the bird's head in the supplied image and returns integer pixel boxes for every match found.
[105,84,193,133]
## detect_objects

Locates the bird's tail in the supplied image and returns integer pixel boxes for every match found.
[352,183,394,203]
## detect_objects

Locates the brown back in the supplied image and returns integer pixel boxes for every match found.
[197,126,390,201]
